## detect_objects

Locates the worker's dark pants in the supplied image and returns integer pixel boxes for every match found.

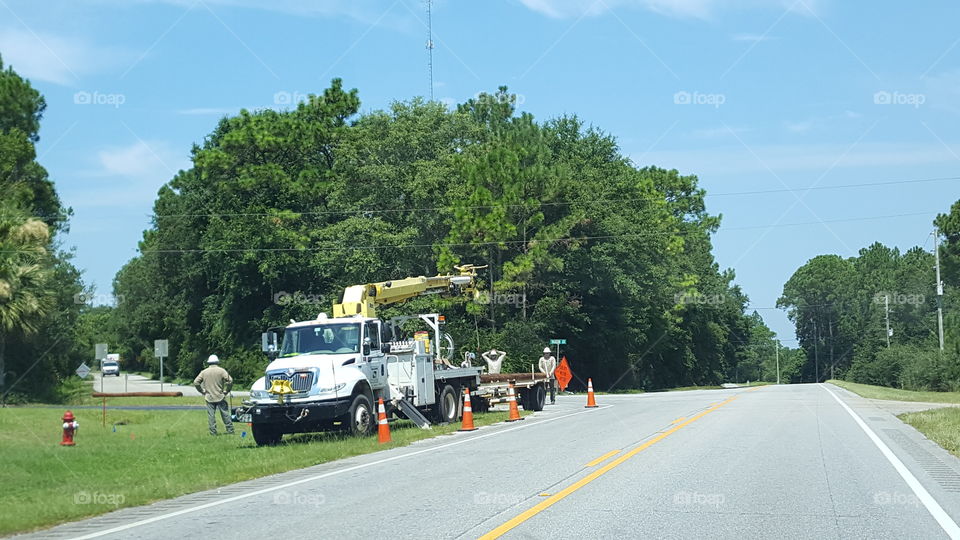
[207,400,234,435]
[549,378,556,404]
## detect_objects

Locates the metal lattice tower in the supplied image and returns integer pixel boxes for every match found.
[426,0,434,100]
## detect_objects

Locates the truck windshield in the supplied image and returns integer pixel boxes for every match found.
[280,323,361,357]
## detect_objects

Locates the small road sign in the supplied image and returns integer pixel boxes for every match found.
[154,339,169,358]
[549,339,566,345]
[76,362,91,379]
[94,343,108,360]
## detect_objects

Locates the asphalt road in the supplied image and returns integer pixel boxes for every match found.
[21,383,960,539]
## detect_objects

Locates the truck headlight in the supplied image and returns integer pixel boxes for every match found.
[316,383,346,394]
[250,390,270,400]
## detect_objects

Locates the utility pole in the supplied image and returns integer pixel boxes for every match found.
[814,318,820,383]
[774,338,780,385]
[935,227,945,352]
[884,294,891,348]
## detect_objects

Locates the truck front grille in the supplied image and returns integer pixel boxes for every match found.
[268,371,315,393]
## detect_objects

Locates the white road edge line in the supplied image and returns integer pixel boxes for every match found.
[822,384,960,539]
[69,404,613,540]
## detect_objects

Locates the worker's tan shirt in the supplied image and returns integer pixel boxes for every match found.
[194,365,233,403]
[538,356,557,378]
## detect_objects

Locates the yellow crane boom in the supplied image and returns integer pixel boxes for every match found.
[332,264,486,318]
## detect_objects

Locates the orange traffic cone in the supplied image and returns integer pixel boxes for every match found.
[459,388,478,432]
[506,383,523,422]
[585,378,598,408]
[377,398,391,444]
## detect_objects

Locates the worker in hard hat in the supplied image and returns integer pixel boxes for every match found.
[481,348,506,375]
[538,347,557,404]
[194,354,234,435]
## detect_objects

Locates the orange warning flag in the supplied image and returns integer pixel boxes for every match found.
[555,356,572,391]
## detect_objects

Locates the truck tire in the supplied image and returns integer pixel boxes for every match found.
[434,384,461,424]
[522,384,546,412]
[252,424,283,446]
[346,393,375,437]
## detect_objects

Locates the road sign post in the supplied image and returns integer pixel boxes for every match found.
[154,340,169,393]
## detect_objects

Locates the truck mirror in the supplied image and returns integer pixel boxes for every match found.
[362,336,371,356]
[261,332,279,358]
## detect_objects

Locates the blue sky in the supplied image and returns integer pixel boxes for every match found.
[2,0,959,344]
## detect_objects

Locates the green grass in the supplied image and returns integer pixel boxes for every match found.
[899,408,960,458]
[828,380,960,404]
[0,406,527,535]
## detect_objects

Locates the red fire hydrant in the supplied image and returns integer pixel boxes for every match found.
[61,410,79,446]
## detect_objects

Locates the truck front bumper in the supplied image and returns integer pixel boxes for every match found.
[232,398,353,428]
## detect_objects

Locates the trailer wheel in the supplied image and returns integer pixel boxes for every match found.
[346,394,375,437]
[435,384,461,424]
[523,384,546,412]
[252,424,283,446]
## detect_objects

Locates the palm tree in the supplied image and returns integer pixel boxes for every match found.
[0,204,53,391]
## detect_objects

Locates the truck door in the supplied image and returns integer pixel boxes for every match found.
[363,322,387,390]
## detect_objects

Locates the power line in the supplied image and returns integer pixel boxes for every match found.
[141,175,960,221]
[126,210,940,255]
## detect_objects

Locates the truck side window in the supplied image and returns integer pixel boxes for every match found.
[366,324,380,350]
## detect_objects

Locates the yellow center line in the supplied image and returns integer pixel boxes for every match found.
[671,416,686,424]
[479,394,744,539]
[584,449,620,467]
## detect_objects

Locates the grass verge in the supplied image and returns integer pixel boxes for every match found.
[0,406,527,535]
[899,408,960,458]
[828,380,960,404]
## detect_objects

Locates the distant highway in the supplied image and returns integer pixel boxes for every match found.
[23,384,960,539]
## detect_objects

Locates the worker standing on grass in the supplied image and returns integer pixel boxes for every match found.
[538,347,557,404]
[194,354,234,436]
[482,348,506,374]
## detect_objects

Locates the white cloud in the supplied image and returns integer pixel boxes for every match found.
[98,140,184,179]
[519,0,821,19]
[63,140,188,208]
[731,33,772,42]
[0,27,131,85]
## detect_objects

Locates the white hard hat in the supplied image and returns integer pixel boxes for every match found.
[543,347,551,353]
[207,354,220,364]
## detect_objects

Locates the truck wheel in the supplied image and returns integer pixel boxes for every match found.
[346,394,375,437]
[252,424,282,446]
[523,384,546,412]
[434,384,460,424]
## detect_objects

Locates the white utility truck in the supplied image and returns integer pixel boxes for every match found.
[233,266,548,446]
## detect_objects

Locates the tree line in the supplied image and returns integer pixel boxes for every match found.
[0,66,783,400]
[778,209,959,390]
[108,82,775,390]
